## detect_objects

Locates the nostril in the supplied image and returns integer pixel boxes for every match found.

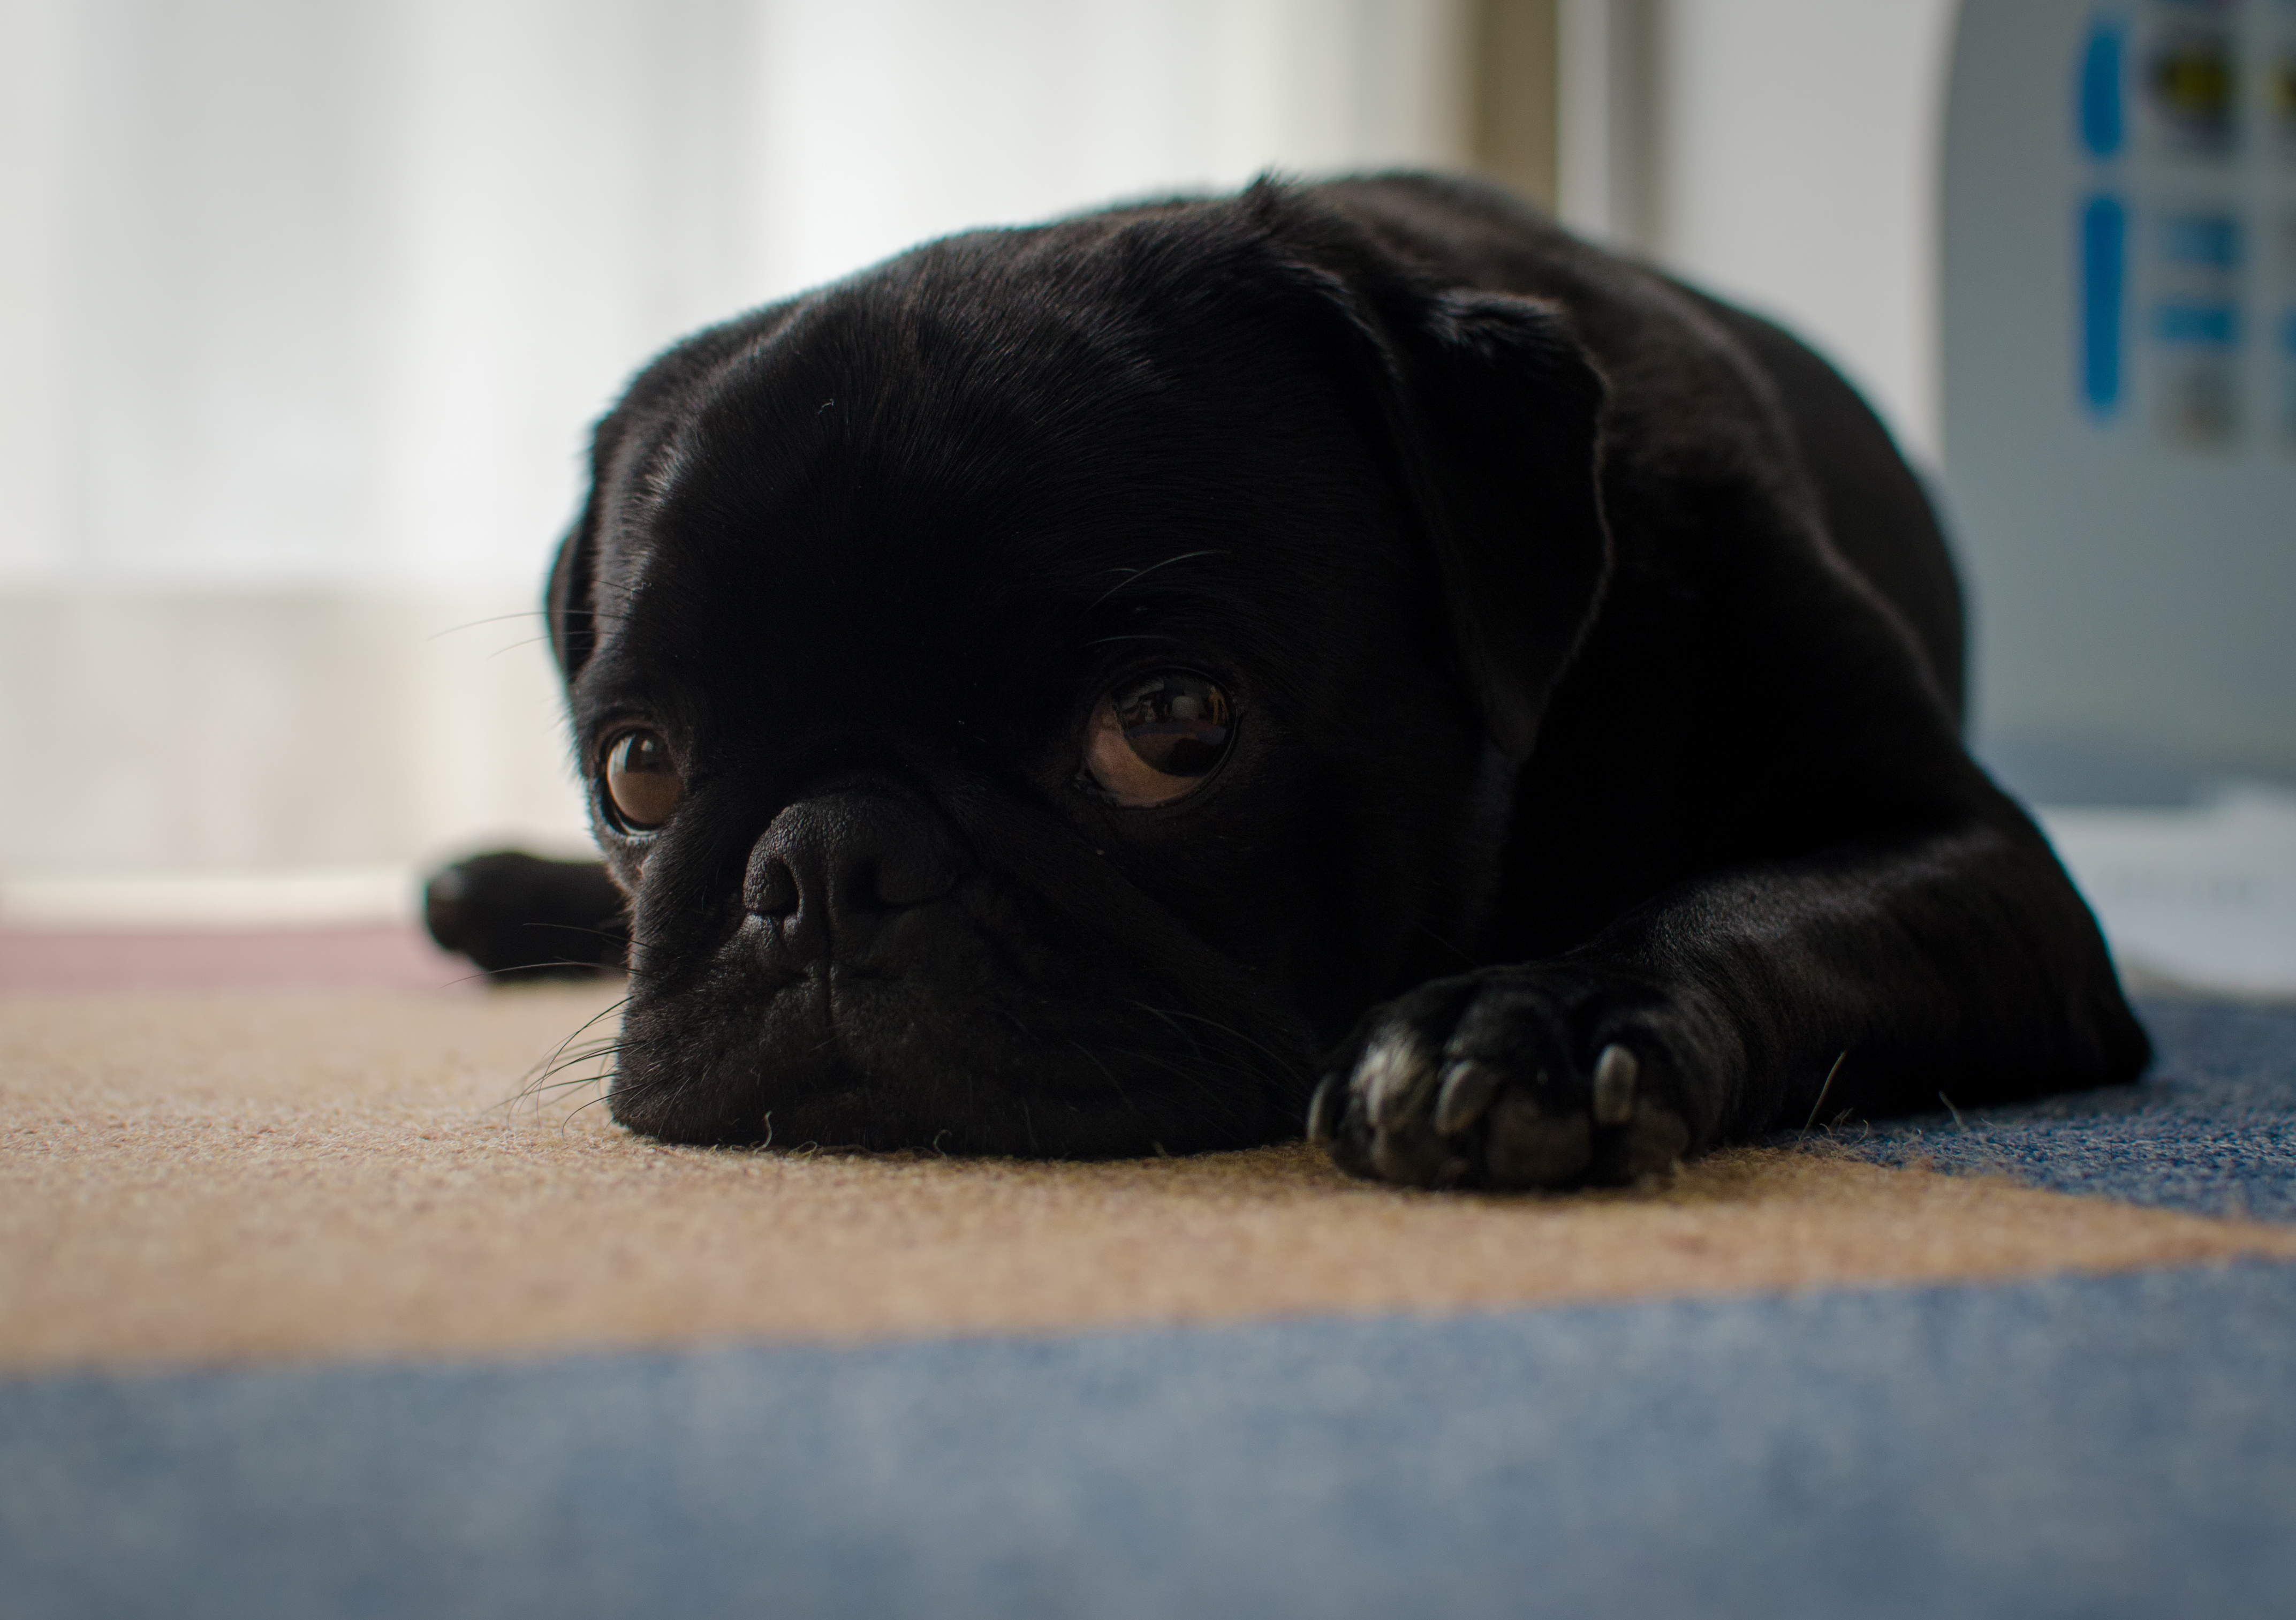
[742,789,967,947]
[745,857,800,917]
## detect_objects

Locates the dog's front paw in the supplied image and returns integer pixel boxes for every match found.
[1308,967,1698,1190]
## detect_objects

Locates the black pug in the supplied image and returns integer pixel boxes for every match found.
[431,173,2147,1189]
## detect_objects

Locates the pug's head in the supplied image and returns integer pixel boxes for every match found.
[547,181,1608,1156]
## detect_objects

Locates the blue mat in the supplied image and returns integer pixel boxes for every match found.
[1840,997,2296,1220]
[6,1259,2295,1619]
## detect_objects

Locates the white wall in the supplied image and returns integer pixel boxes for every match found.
[750,0,1472,300]
[0,0,73,581]
[0,588,594,882]
[1643,0,1960,468]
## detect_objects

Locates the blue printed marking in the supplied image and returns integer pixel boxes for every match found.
[2082,195,2127,413]
[2282,310,2296,355]
[2160,213,2241,269]
[2079,18,2126,158]
[2155,302,2240,346]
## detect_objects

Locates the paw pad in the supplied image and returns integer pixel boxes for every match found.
[1314,973,1693,1191]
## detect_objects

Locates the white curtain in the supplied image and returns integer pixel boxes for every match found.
[3,0,1473,586]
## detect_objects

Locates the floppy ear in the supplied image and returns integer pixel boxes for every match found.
[1249,195,1610,759]
[547,388,642,687]
[544,486,601,685]
[1370,287,1611,759]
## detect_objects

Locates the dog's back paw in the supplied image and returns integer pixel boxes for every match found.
[422,850,628,980]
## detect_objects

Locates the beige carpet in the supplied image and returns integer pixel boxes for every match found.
[5,983,2292,1375]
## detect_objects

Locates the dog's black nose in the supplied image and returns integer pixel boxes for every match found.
[742,790,963,961]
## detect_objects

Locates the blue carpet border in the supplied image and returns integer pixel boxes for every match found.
[1819,996,2296,1219]
[5,1258,2295,1620]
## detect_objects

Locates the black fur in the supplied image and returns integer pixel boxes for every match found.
[490,173,2145,1186]
[422,851,628,979]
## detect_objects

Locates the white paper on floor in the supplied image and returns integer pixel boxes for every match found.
[2038,783,2296,998]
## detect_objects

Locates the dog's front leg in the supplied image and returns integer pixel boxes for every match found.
[1310,810,2149,1189]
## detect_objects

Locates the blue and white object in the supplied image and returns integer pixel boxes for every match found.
[1946,1,2296,782]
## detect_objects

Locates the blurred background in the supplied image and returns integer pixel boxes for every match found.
[1,0,2289,991]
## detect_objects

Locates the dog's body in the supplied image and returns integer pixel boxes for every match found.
[503,173,2145,1187]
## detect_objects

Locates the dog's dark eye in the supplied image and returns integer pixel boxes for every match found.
[1083,672,1232,807]
[602,729,684,831]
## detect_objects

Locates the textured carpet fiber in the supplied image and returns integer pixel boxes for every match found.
[7,982,2296,1616]
[5,987,2293,1372]
[1845,997,2296,1219]
[6,1260,2294,1619]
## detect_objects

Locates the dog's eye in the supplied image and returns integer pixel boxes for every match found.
[1083,672,1232,807]
[602,729,684,831]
